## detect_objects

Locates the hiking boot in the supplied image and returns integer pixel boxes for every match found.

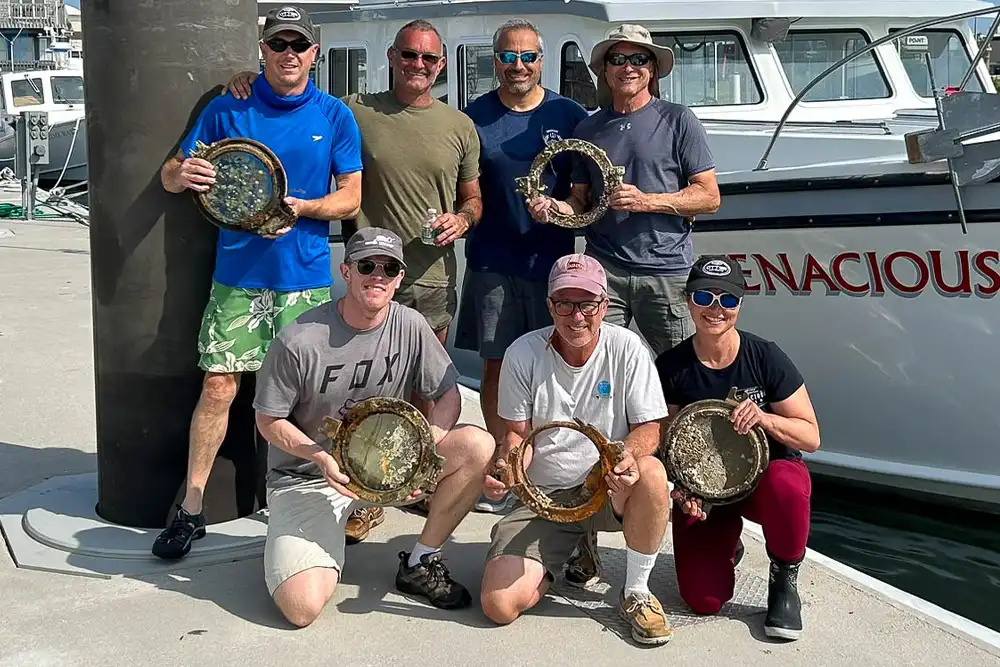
[395,551,472,609]
[151,505,206,560]
[619,589,673,646]
[565,532,601,588]
[764,555,804,640]
[345,506,384,545]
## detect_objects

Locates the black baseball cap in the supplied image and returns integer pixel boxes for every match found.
[344,227,407,267]
[261,5,317,43]
[686,255,746,298]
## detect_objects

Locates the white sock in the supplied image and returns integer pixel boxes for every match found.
[624,548,658,596]
[408,541,441,568]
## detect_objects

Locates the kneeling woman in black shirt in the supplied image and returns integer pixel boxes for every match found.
[655,255,821,642]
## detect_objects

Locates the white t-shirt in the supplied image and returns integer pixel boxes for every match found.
[497,323,669,492]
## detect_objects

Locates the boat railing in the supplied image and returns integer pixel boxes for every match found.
[755,4,1000,235]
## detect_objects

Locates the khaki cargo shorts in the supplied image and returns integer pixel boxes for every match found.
[486,486,623,580]
[263,479,364,596]
[394,282,457,334]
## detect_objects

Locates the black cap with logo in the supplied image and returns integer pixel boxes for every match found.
[686,255,746,298]
[261,5,317,43]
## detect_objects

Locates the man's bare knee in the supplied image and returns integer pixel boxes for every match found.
[480,555,548,625]
[441,424,495,473]
[272,568,338,628]
[199,372,239,414]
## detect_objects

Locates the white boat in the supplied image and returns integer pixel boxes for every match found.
[261,0,1000,513]
[0,68,88,184]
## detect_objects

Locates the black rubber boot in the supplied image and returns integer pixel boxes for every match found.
[764,553,803,640]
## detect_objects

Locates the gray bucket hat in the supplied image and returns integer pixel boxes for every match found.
[589,24,674,107]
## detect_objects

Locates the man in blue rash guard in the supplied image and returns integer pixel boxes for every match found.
[152,5,363,561]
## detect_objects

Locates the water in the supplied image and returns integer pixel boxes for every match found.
[807,477,1000,631]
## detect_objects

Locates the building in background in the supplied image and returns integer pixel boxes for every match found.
[0,0,72,71]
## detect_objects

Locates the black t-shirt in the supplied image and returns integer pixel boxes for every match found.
[654,330,805,461]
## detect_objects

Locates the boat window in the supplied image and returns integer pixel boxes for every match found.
[51,76,84,104]
[458,44,497,109]
[388,43,448,104]
[328,46,368,97]
[889,29,984,95]
[11,79,43,107]
[773,30,891,101]
[560,42,598,110]
[651,32,762,106]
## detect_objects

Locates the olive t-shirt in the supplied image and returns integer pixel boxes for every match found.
[344,91,481,289]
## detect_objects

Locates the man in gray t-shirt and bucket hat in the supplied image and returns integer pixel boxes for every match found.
[525,21,722,594]
[527,23,721,358]
[252,226,495,627]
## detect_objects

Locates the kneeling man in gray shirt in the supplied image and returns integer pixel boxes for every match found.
[528,24,721,358]
[253,227,495,627]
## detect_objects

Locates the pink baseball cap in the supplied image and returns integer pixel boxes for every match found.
[548,253,608,297]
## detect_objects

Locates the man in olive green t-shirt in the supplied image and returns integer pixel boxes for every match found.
[225,19,482,342]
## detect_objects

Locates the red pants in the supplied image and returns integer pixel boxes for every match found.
[672,458,812,615]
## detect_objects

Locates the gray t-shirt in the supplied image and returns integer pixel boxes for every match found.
[571,98,715,275]
[253,300,459,489]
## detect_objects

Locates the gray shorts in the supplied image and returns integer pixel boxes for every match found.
[592,253,695,357]
[486,487,623,580]
[454,270,552,361]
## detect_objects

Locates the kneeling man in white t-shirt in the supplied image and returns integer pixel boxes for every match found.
[479,253,673,646]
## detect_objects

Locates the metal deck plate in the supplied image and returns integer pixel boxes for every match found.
[551,543,768,637]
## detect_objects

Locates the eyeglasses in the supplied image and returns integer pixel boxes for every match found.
[265,37,313,53]
[355,259,402,278]
[550,299,604,317]
[397,49,442,65]
[605,52,653,67]
[495,50,541,65]
[690,290,741,309]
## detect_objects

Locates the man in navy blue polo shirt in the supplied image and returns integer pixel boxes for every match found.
[152,5,363,560]
[455,19,588,515]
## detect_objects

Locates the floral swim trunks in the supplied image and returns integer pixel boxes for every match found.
[197,280,332,374]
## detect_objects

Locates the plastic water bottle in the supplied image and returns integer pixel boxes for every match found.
[421,208,438,245]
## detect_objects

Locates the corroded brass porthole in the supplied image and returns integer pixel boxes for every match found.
[320,397,444,506]
[190,138,297,236]
[514,138,626,229]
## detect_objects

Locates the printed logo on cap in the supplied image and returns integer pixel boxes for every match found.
[702,259,732,276]
[277,6,301,20]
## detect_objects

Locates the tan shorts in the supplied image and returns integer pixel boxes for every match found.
[486,487,623,580]
[263,479,364,596]
[394,282,457,333]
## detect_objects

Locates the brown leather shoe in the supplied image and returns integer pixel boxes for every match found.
[345,506,385,545]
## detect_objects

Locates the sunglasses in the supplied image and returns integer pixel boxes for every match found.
[605,52,653,67]
[355,259,402,278]
[265,37,313,53]
[398,49,442,65]
[550,299,604,317]
[690,290,741,310]
[495,50,541,65]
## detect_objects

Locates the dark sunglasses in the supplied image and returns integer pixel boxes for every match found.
[398,49,442,64]
[605,52,653,67]
[550,299,604,317]
[265,37,313,53]
[355,259,402,278]
[495,50,541,65]
[690,290,741,309]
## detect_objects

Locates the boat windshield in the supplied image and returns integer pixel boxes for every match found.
[51,76,84,104]
[772,30,891,102]
[11,78,43,107]
[890,29,984,95]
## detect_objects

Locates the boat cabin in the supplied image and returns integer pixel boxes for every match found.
[258,0,995,125]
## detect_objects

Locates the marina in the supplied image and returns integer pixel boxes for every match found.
[2,0,1000,661]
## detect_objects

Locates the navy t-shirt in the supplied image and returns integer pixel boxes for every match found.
[571,97,714,275]
[654,330,805,461]
[180,76,363,291]
[462,89,589,280]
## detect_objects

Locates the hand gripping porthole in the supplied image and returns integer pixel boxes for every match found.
[498,418,627,523]
[660,388,770,512]
[514,138,626,229]
[189,138,297,236]
[319,397,445,506]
